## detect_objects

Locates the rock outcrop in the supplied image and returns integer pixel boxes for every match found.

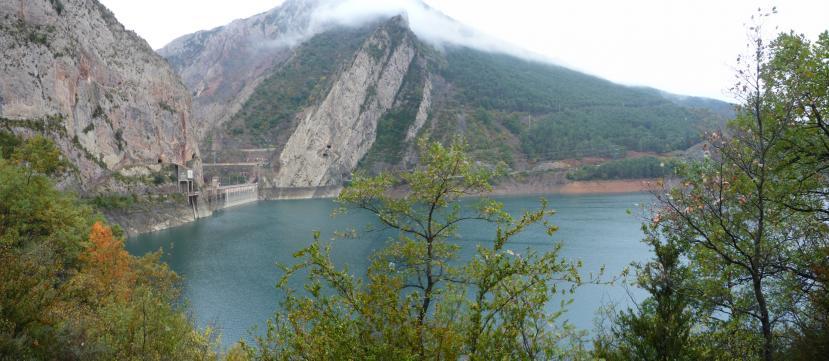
[0,0,201,190]
[275,16,416,186]
[405,77,432,143]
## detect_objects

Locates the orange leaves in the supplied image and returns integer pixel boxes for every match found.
[80,222,137,301]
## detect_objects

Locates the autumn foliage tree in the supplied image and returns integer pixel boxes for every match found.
[0,133,217,360]
[77,222,138,301]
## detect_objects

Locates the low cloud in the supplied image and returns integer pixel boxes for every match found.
[263,0,552,63]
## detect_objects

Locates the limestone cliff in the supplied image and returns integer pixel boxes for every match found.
[275,16,416,186]
[0,0,201,190]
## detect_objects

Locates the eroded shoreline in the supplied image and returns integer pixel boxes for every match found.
[120,174,662,236]
[490,178,658,196]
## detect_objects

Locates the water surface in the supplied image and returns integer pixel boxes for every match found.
[127,193,652,346]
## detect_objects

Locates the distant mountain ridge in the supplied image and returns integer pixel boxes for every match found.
[158,0,323,142]
[159,0,733,189]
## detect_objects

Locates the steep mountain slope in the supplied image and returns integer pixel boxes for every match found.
[218,24,376,149]
[275,16,419,187]
[0,0,201,190]
[160,0,732,190]
[158,0,320,142]
[415,48,724,165]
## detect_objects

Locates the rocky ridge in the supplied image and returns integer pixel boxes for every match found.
[275,16,416,186]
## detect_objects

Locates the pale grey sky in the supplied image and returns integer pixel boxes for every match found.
[99,0,828,101]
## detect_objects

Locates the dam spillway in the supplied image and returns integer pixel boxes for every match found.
[209,183,259,210]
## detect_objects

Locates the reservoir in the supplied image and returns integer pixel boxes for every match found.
[126,193,652,347]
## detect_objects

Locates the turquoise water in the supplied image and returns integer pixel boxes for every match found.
[126,193,652,346]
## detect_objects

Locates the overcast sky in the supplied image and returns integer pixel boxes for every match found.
[99,0,828,101]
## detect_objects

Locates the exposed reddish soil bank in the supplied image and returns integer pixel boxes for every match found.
[490,172,659,196]
[553,179,655,194]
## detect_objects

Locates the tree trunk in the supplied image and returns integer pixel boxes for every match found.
[417,237,435,358]
[752,273,773,361]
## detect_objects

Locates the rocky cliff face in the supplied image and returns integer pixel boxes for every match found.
[161,3,431,189]
[0,0,201,190]
[275,16,416,186]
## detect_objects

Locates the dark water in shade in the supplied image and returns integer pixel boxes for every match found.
[126,193,653,347]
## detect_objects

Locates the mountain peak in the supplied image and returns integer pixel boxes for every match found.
[385,13,410,29]
[157,0,732,189]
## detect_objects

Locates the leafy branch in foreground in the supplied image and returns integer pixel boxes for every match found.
[245,139,593,360]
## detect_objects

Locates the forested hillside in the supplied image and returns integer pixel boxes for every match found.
[161,0,733,188]
[206,24,730,176]
[434,48,724,162]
